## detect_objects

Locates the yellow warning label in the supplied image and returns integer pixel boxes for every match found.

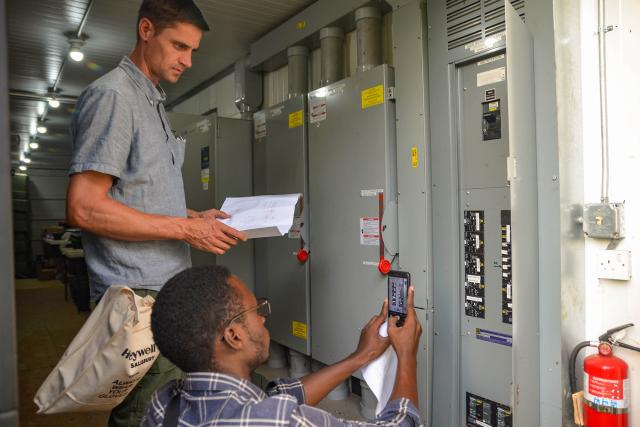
[361,85,385,109]
[292,321,308,340]
[296,21,306,30]
[488,101,500,112]
[411,147,419,168]
[289,110,304,128]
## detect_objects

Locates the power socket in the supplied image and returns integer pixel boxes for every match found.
[597,250,632,281]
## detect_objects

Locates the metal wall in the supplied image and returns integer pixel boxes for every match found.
[0,0,20,423]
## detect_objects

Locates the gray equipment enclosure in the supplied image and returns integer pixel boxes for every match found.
[307,64,399,364]
[170,113,256,292]
[253,95,312,355]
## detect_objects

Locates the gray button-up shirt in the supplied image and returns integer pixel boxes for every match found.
[70,56,191,299]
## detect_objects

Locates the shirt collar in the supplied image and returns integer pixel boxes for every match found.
[181,372,267,400]
[118,56,167,105]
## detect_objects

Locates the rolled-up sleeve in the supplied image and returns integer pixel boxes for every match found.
[69,87,133,179]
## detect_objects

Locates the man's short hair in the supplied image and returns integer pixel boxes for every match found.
[151,265,241,372]
[137,0,210,36]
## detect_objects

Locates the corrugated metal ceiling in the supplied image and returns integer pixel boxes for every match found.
[7,0,315,170]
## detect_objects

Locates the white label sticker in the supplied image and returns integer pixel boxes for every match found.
[254,111,267,139]
[360,189,383,197]
[466,295,483,303]
[477,67,506,87]
[269,105,284,118]
[477,53,505,67]
[360,217,380,246]
[309,96,327,123]
[363,261,379,267]
[467,274,481,284]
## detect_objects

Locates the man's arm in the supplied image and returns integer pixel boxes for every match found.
[67,171,246,255]
[299,301,390,406]
[387,286,422,408]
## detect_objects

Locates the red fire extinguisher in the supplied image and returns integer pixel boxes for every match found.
[570,323,640,427]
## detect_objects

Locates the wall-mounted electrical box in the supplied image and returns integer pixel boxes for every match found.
[582,202,625,239]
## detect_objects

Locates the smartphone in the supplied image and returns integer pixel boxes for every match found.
[388,270,411,326]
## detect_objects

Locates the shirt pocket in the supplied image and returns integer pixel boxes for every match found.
[168,132,186,167]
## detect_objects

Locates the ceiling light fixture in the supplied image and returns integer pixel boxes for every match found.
[29,141,39,150]
[48,98,60,108]
[19,165,27,172]
[68,37,86,62]
[23,156,32,164]
[36,124,47,134]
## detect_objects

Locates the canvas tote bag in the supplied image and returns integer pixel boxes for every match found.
[34,285,159,413]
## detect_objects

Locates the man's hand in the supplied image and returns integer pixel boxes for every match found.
[182,217,247,255]
[388,287,422,360]
[299,300,391,406]
[187,208,231,220]
[351,300,390,364]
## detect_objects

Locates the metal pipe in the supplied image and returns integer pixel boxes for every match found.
[287,46,309,97]
[355,6,382,73]
[597,0,610,203]
[319,27,344,86]
[9,90,77,104]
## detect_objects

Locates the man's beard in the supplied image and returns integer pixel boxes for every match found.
[247,329,269,371]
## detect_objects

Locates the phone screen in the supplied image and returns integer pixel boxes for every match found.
[388,273,409,317]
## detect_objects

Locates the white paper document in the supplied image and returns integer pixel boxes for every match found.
[219,194,301,239]
[361,321,398,416]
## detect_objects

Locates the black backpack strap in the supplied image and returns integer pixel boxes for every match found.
[163,391,181,427]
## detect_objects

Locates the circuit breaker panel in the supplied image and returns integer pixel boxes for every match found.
[308,65,399,365]
[252,95,311,355]
[457,54,513,426]
[170,112,255,291]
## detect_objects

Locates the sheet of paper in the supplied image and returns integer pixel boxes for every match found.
[361,321,398,415]
[219,194,301,239]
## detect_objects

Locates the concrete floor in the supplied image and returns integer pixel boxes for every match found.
[16,279,109,426]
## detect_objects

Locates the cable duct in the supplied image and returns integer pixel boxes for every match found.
[319,27,344,86]
[287,46,309,97]
[355,6,382,73]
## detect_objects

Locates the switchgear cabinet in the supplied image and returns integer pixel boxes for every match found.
[308,65,399,365]
[169,112,255,292]
[253,95,311,355]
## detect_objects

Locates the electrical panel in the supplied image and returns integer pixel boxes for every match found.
[170,112,255,291]
[458,53,512,424]
[252,95,311,355]
[464,210,485,318]
[466,392,512,427]
[307,65,399,365]
[500,210,512,324]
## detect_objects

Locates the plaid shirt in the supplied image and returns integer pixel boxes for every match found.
[141,372,422,427]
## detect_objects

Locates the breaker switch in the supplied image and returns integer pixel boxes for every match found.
[378,258,392,275]
[296,249,309,264]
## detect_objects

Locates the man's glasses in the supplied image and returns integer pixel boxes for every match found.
[224,298,271,328]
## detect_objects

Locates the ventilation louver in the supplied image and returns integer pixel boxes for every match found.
[446,0,525,51]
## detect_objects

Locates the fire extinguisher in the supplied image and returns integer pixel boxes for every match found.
[569,323,640,427]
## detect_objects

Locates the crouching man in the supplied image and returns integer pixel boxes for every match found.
[142,265,423,427]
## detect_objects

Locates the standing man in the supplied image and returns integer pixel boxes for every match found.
[66,1,245,425]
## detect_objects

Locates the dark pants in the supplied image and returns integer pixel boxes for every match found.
[108,289,183,427]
